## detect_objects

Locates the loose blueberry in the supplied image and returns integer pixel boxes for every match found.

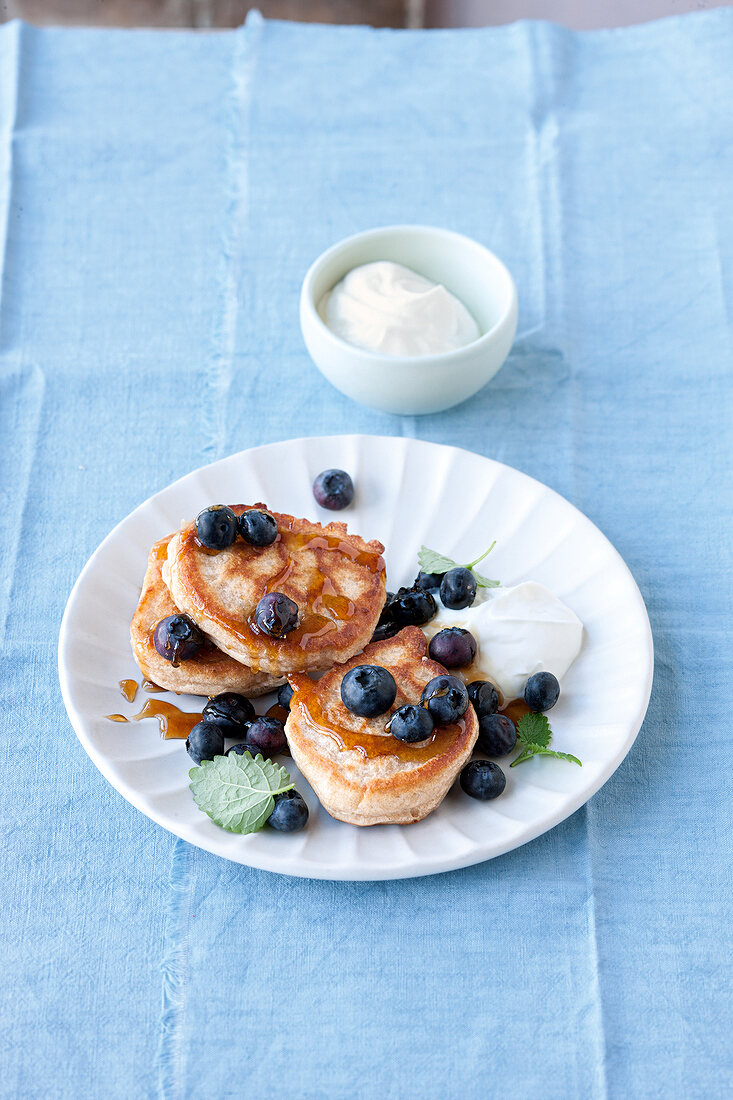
[195,505,239,551]
[202,691,255,736]
[476,713,517,757]
[524,671,561,712]
[268,789,309,832]
[341,664,397,718]
[225,742,250,756]
[254,592,299,638]
[186,720,225,765]
[413,570,444,591]
[428,627,477,668]
[239,509,278,547]
[312,468,354,511]
[246,715,288,756]
[388,704,434,743]
[439,567,477,610]
[460,760,506,800]
[420,674,469,726]
[390,588,437,627]
[467,680,499,719]
[153,614,204,666]
[277,682,294,710]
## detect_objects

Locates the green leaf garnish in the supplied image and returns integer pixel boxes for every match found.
[417,547,459,575]
[473,571,501,589]
[417,541,499,588]
[528,748,583,766]
[510,712,582,768]
[466,541,496,570]
[516,712,552,748]
[189,751,294,833]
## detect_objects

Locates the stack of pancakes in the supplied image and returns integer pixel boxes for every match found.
[130,504,478,825]
[130,505,387,696]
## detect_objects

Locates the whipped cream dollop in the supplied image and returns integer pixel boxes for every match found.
[423,582,584,702]
[318,261,480,357]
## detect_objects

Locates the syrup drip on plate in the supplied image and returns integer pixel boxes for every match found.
[500,698,532,725]
[106,699,203,739]
[118,679,138,703]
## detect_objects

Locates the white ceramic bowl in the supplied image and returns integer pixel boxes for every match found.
[300,225,518,415]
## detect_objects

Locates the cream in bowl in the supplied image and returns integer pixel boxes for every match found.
[300,225,518,416]
[319,261,480,358]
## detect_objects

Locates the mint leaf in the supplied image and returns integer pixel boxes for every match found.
[510,746,536,768]
[417,542,500,588]
[511,713,582,768]
[473,570,501,589]
[516,712,552,749]
[417,546,459,574]
[530,748,582,766]
[189,752,294,834]
[466,541,496,569]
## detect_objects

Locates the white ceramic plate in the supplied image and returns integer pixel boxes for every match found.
[58,435,653,881]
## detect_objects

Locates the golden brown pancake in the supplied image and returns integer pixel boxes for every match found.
[130,536,283,697]
[163,505,387,677]
[285,627,479,826]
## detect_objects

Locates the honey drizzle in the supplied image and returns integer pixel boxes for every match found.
[105,699,203,740]
[501,698,532,725]
[118,679,138,703]
[175,512,384,656]
[292,679,466,763]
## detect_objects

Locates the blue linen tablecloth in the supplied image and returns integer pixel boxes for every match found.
[1,10,732,1098]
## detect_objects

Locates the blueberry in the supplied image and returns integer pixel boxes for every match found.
[195,505,239,551]
[371,622,401,642]
[476,713,517,756]
[341,664,397,718]
[246,715,287,756]
[371,593,401,640]
[377,592,396,626]
[186,720,225,765]
[225,742,250,756]
[428,627,477,668]
[413,570,444,591]
[467,680,499,719]
[312,468,354,511]
[420,675,469,726]
[277,682,294,710]
[239,509,278,547]
[388,704,434,743]
[153,614,204,666]
[268,789,309,832]
[524,671,561,712]
[202,691,255,736]
[390,588,437,627]
[254,592,299,637]
[460,760,506,800]
[439,567,477,610]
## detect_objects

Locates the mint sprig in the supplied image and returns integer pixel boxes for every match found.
[510,712,582,768]
[189,752,294,833]
[417,541,500,588]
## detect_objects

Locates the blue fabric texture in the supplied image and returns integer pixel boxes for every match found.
[1,11,732,1098]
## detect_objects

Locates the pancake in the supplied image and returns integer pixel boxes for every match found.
[163,505,387,677]
[130,536,283,697]
[285,627,479,826]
